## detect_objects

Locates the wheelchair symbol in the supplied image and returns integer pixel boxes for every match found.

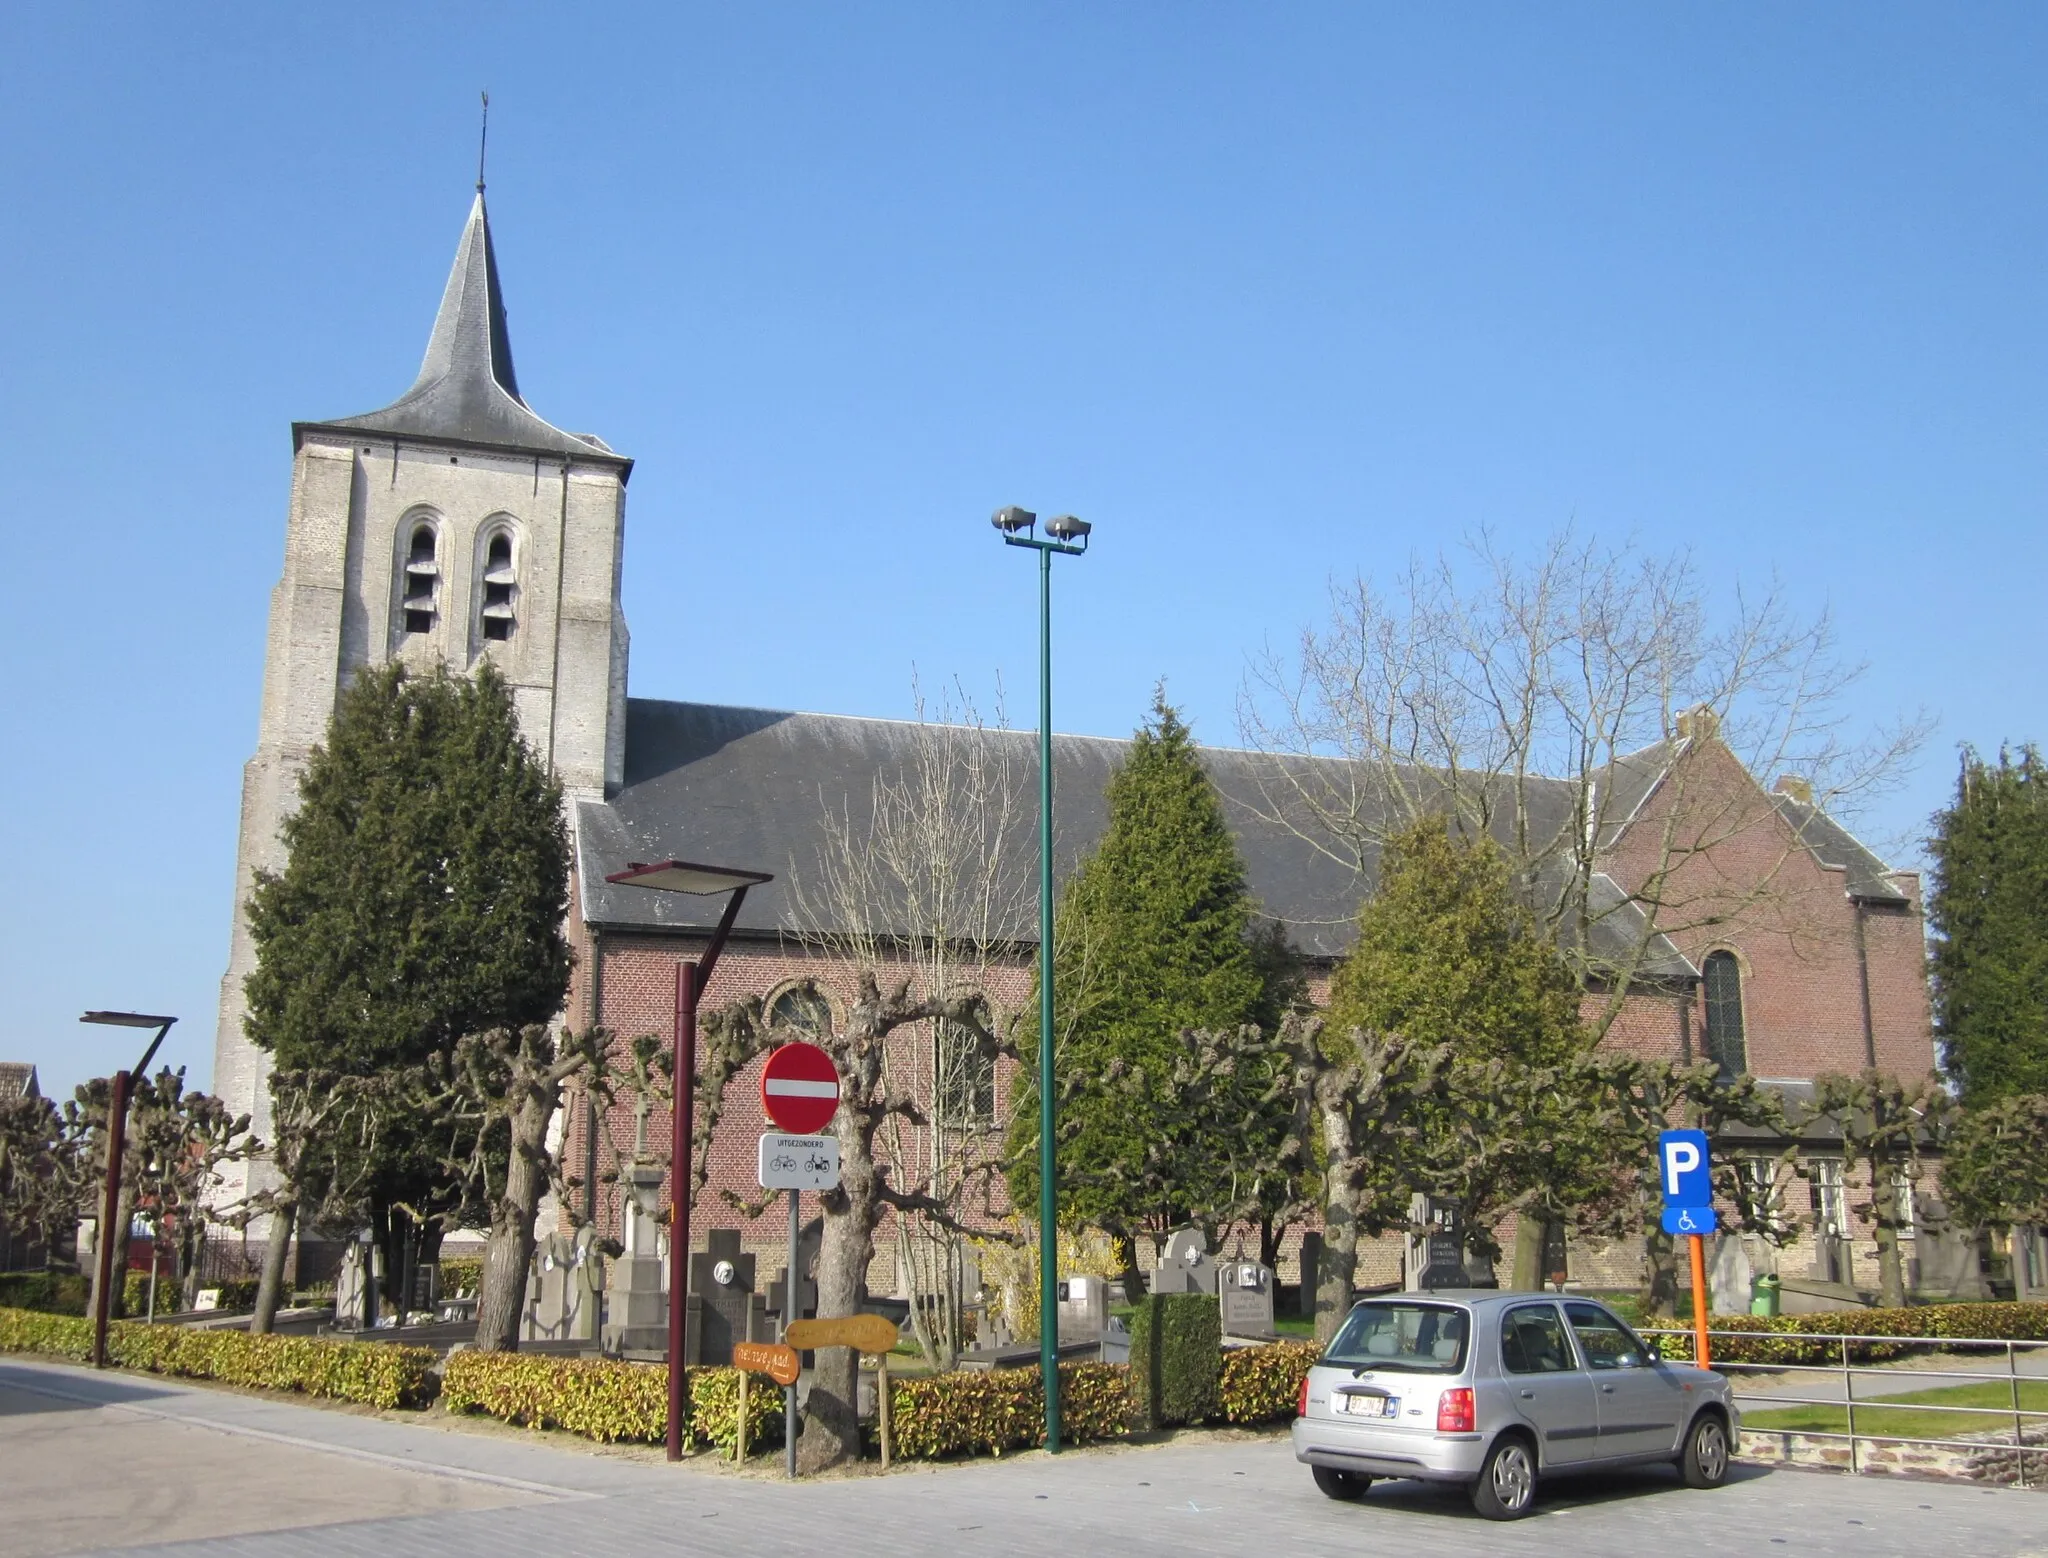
[1673,1208,1705,1234]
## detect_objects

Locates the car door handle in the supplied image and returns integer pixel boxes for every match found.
[1600,1384,1616,1393]
[1518,1389,1535,1399]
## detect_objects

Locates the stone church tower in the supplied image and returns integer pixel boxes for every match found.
[211,189,632,1209]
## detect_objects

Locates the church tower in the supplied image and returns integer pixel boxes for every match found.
[211,190,632,1204]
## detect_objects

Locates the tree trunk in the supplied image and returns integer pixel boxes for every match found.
[1114,1231,1146,1302]
[474,1092,553,1352]
[105,1182,138,1319]
[800,1116,881,1473]
[1641,1227,1680,1317]
[251,1197,297,1335]
[1510,1216,1545,1291]
[1314,1100,1359,1344]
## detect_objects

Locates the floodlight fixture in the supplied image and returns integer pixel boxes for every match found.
[991,505,1037,535]
[1044,514,1091,544]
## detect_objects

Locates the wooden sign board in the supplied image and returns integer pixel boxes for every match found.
[784,1313,900,1354]
[732,1341,801,1386]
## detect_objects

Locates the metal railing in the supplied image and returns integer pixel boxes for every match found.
[1642,1325,2047,1487]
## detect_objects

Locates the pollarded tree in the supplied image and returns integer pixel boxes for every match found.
[1943,1093,2048,1231]
[1929,745,2048,1103]
[243,660,572,1284]
[1007,692,1294,1273]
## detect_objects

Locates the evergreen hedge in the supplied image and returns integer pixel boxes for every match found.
[439,1352,782,1449]
[891,1362,1134,1456]
[0,1306,436,1407]
[0,1272,87,1315]
[1648,1299,2048,1366]
[1130,1293,1222,1428]
[1218,1339,1320,1422]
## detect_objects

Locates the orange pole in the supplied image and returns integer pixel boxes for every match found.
[1688,1233,1711,1367]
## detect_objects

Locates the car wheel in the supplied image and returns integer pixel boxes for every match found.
[1679,1411,1730,1489]
[1312,1466,1372,1501]
[1471,1435,1537,1521]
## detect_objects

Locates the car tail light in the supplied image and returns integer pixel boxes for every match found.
[1437,1387,1475,1433]
[1298,1373,1312,1417]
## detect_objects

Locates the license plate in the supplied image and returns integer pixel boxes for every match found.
[1338,1393,1397,1419]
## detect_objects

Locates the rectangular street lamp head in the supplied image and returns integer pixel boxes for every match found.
[605,860,774,896]
[1044,514,1090,542]
[80,1012,177,1028]
[991,506,1037,535]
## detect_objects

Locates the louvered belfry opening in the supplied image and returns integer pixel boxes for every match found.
[480,531,516,640]
[402,524,439,634]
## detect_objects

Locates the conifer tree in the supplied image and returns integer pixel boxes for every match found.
[1007,692,1288,1263]
[1322,815,1587,1285]
[1324,816,1584,1064]
[1929,745,2048,1102]
[244,661,572,1281]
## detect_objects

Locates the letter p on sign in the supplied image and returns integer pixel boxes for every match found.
[1659,1129,1711,1208]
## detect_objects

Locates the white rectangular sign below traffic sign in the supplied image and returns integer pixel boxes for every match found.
[758,1132,841,1191]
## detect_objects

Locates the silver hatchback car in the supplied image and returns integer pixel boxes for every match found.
[1292,1291,1736,1520]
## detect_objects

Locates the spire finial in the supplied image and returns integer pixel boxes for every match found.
[477,90,489,194]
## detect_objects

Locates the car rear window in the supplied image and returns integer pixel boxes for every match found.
[1323,1302,1470,1373]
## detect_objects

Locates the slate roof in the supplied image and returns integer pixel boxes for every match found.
[0,1062,40,1102]
[573,699,1696,979]
[299,193,627,468]
[1770,795,1911,904]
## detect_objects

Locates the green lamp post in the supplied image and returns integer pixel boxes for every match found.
[992,503,1091,1452]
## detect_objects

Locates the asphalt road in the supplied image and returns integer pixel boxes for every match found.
[3,1359,2041,1558]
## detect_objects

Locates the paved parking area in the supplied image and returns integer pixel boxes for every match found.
[3,1359,2042,1558]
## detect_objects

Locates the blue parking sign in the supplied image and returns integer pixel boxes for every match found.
[1658,1129,1711,1208]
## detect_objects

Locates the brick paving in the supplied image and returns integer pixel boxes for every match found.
[4,1359,2042,1558]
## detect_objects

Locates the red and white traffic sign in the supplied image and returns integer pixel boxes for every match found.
[760,1042,840,1134]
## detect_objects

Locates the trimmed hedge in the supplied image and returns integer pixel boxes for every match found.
[439,1352,783,1451]
[438,1256,485,1297]
[1649,1299,2048,1367]
[891,1362,1133,1457]
[0,1272,87,1316]
[0,1306,437,1408]
[1130,1294,1221,1428]
[1219,1339,1319,1423]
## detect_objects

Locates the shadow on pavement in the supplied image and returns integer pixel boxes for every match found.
[0,1363,179,1415]
[1352,1460,1773,1521]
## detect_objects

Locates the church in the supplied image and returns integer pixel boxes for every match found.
[211,188,1941,1306]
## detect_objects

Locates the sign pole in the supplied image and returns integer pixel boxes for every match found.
[1688,1232,1711,1368]
[785,1184,799,1480]
[736,1369,748,1463]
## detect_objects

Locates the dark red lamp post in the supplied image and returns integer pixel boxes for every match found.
[78,1011,176,1368]
[603,860,772,1462]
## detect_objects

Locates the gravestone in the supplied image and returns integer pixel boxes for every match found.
[1707,1233,1754,1316]
[1218,1259,1277,1339]
[525,1225,604,1342]
[1914,1202,1991,1301]
[603,1164,669,1355]
[335,1239,369,1330]
[1405,1195,1467,1291]
[686,1228,756,1365]
[1056,1273,1109,1341]
[1150,1227,1217,1296]
[764,1216,822,1323]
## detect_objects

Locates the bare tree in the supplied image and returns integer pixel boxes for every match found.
[786,679,1035,1371]
[700,976,1004,1472]
[1239,531,1928,1034]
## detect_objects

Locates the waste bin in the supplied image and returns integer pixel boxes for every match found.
[1750,1273,1782,1317]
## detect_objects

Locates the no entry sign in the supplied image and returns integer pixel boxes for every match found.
[761,1042,840,1134]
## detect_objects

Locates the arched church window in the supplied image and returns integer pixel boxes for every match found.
[479,530,517,641]
[1702,951,1747,1080]
[935,1002,996,1130]
[401,524,439,635]
[769,986,833,1039]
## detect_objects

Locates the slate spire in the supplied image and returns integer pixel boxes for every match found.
[315,193,616,460]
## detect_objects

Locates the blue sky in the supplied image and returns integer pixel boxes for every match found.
[3,5,2043,1101]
